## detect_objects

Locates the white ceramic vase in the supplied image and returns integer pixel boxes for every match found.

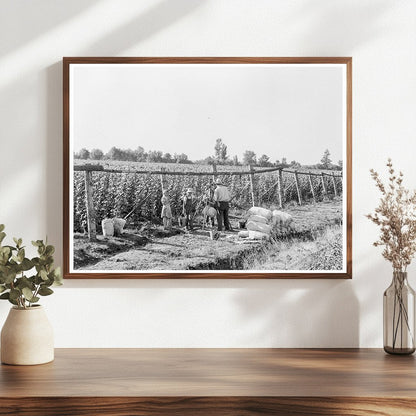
[1,305,54,365]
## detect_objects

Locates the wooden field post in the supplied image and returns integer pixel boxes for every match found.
[160,167,167,193]
[277,169,283,208]
[248,165,256,207]
[211,163,218,178]
[294,171,302,205]
[211,163,218,200]
[321,173,327,197]
[84,170,97,241]
[308,174,316,203]
[331,172,338,197]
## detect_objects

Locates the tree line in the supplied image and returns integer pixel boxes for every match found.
[74,139,342,170]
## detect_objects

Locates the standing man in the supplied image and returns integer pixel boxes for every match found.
[213,178,232,231]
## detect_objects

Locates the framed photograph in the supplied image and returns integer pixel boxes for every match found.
[63,57,352,279]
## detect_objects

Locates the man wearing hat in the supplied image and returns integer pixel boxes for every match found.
[182,188,196,231]
[213,178,232,231]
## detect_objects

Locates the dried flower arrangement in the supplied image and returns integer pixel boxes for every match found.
[367,159,416,354]
[366,159,416,272]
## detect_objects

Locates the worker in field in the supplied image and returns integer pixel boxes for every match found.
[161,190,172,231]
[213,178,232,231]
[182,188,196,231]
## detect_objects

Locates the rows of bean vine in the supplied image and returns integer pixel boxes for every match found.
[73,161,342,233]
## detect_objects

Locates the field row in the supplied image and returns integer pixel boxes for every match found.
[73,168,342,233]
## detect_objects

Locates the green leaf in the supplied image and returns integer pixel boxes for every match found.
[34,274,43,285]
[0,232,6,244]
[2,270,16,285]
[17,248,25,263]
[45,245,55,256]
[52,267,63,286]
[0,285,6,294]
[32,240,43,247]
[22,287,35,301]
[13,237,22,248]
[8,297,18,306]
[0,249,10,266]
[38,287,53,296]
[0,292,9,299]
[0,224,5,232]
[0,246,10,255]
[42,256,54,266]
[20,289,40,304]
[20,258,34,271]
[39,269,48,281]
[17,276,35,291]
[9,288,21,301]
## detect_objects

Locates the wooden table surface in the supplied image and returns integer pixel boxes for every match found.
[1,348,415,415]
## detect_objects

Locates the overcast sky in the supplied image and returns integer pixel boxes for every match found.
[71,63,345,165]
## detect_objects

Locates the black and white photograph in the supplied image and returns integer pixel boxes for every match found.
[64,58,352,278]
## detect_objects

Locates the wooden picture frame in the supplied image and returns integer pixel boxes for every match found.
[63,57,352,279]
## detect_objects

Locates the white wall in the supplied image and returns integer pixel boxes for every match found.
[1,0,415,347]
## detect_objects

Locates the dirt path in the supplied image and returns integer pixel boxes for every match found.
[74,200,343,271]
[80,230,264,271]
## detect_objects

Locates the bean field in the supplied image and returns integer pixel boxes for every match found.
[73,159,342,233]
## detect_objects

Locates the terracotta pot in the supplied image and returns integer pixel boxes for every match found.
[1,305,54,365]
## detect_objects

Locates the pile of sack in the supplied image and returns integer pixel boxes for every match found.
[238,207,293,241]
[101,217,127,237]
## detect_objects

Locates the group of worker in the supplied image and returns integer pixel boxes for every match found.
[160,178,232,232]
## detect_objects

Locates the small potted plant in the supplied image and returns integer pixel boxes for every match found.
[0,224,62,365]
[367,159,416,355]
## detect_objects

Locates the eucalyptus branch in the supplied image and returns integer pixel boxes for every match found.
[0,225,62,309]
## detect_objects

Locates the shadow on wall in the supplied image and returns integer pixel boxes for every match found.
[290,0,393,53]
[233,279,359,347]
[0,0,101,57]
[0,0,397,344]
[46,62,64,263]
[44,0,205,263]
[81,0,205,55]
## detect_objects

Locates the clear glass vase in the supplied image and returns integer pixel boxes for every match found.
[383,271,415,355]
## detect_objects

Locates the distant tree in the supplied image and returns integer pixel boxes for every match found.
[280,157,288,167]
[320,149,332,169]
[232,155,240,166]
[124,148,136,162]
[135,146,147,162]
[105,147,123,160]
[204,156,215,165]
[163,153,173,163]
[78,148,90,160]
[147,150,163,163]
[90,148,103,160]
[338,160,343,169]
[214,138,228,164]
[290,160,301,168]
[274,159,280,166]
[174,153,190,164]
[258,154,272,167]
[243,150,257,166]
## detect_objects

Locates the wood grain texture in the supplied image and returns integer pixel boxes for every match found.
[63,57,353,280]
[1,349,415,415]
[1,397,416,416]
